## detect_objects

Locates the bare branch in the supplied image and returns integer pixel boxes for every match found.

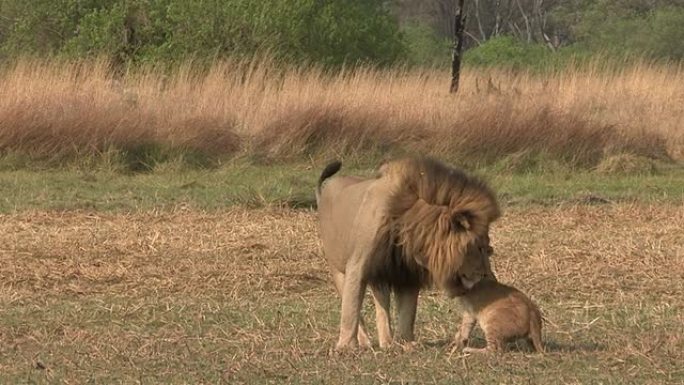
[515,0,532,42]
[465,30,482,45]
[493,0,502,37]
[473,0,487,41]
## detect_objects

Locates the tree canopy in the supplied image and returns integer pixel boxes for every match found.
[0,0,405,66]
[1,0,683,68]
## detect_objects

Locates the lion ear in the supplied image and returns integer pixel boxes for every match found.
[451,211,473,232]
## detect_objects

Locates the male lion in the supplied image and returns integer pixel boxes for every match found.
[316,157,500,351]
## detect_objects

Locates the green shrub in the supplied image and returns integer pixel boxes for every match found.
[463,36,554,70]
[0,0,111,57]
[1,0,406,67]
[401,22,451,67]
[565,4,684,61]
[463,36,611,72]
[649,7,684,60]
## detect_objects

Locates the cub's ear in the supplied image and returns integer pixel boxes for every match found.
[451,210,473,232]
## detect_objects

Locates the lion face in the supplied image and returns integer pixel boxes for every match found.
[445,233,494,298]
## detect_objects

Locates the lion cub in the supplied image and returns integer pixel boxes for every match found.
[453,277,544,354]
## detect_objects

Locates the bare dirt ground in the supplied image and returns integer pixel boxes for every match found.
[1,203,683,384]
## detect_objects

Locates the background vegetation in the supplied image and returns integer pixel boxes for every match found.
[1,0,683,69]
[0,58,681,173]
[395,0,684,69]
[1,0,680,196]
[1,2,682,167]
[0,0,405,67]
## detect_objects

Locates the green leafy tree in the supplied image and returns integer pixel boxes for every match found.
[0,0,111,57]
[552,1,684,60]
[1,0,406,66]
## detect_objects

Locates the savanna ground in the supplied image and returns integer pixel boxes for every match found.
[1,59,683,384]
[1,202,683,384]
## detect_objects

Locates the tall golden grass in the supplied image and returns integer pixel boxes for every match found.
[0,58,681,169]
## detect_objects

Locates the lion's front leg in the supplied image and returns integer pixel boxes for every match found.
[371,284,392,348]
[395,286,419,343]
[451,311,477,353]
[336,264,367,351]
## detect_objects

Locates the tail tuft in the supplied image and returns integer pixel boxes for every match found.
[317,161,342,194]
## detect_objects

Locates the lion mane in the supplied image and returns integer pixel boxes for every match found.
[381,157,500,291]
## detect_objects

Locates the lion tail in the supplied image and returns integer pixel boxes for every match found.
[316,160,342,199]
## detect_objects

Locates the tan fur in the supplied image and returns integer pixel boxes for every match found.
[317,157,500,351]
[453,278,544,354]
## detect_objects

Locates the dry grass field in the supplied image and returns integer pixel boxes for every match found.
[1,204,682,384]
[0,59,682,168]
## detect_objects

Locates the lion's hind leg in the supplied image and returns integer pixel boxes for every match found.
[528,310,544,354]
[463,332,503,354]
[331,269,371,349]
[357,318,372,348]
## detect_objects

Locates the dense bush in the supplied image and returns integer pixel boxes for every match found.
[460,36,593,71]
[571,6,684,61]
[0,0,406,67]
[463,37,550,70]
[425,1,684,70]
[401,22,451,67]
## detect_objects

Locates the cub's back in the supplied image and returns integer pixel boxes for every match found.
[461,280,540,337]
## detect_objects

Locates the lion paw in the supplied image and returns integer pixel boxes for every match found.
[334,338,360,353]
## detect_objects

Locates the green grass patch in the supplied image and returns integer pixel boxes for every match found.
[0,162,682,213]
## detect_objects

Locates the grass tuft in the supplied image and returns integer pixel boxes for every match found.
[596,154,661,175]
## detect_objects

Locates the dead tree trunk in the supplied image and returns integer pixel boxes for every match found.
[450,0,466,94]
